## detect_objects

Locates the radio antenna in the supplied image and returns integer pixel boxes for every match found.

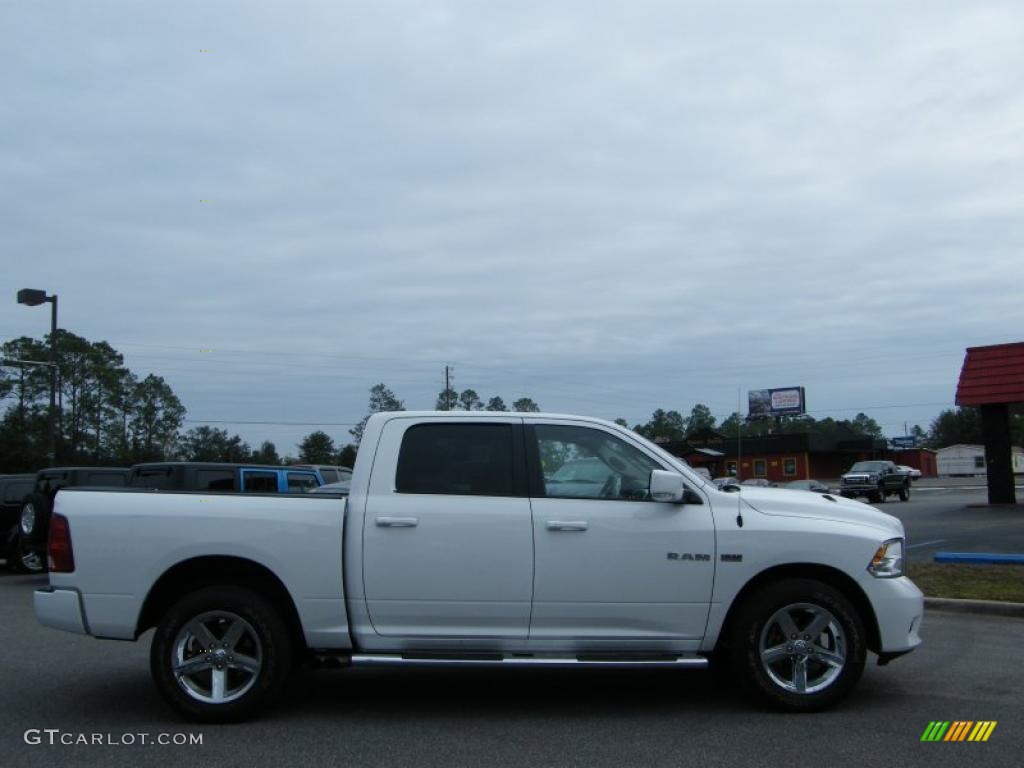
[736,387,744,528]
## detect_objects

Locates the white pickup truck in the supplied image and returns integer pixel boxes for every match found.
[35,411,923,722]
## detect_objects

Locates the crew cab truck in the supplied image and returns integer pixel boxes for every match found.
[839,461,911,504]
[34,412,923,722]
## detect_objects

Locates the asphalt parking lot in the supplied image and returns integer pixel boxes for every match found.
[871,486,1024,561]
[1,569,1021,768]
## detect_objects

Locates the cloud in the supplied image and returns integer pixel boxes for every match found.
[2,1,1022,449]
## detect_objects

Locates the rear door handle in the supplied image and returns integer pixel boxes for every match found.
[546,520,588,532]
[376,516,419,528]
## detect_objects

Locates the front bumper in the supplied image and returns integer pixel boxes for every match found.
[34,587,88,635]
[841,484,877,493]
[862,575,924,655]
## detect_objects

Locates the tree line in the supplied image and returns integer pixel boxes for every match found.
[1,332,184,471]
[625,405,888,442]
[626,403,1023,449]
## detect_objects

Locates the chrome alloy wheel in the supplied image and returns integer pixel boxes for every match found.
[172,610,263,704]
[758,602,847,694]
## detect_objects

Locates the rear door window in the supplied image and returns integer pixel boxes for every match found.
[196,470,235,491]
[242,470,278,493]
[396,423,515,497]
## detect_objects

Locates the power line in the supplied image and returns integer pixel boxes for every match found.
[184,419,358,426]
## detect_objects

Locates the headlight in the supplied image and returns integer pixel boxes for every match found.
[20,506,35,535]
[867,538,903,578]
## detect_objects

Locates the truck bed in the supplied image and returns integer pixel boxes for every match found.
[46,487,350,648]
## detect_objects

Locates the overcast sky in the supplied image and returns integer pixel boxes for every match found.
[2,1,1023,455]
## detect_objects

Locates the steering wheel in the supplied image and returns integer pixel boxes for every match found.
[599,474,621,499]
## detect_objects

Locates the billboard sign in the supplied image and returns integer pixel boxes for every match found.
[891,436,918,448]
[748,387,806,417]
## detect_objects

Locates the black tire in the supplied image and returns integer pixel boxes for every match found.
[898,484,910,502]
[10,533,45,574]
[874,486,886,504]
[729,578,866,712]
[150,585,292,723]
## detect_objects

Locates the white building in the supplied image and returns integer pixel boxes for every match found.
[936,444,1024,476]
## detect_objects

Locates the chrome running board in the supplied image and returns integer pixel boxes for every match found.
[348,654,708,669]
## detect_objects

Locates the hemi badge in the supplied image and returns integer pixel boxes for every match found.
[720,554,743,562]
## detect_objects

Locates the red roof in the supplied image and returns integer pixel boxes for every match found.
[956,342,1024,406]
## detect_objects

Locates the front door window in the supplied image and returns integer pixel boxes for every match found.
[534,424,660,502]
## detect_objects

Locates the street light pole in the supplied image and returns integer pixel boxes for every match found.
[16,288,59,467]
[48,294,58,466]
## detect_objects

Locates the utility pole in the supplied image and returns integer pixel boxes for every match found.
[737,388,743,481]
[443,365,454,410]
[50,294,58,465]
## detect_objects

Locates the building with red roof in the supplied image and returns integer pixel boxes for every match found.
[955,341,1024,504]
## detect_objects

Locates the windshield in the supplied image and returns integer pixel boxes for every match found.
[850,461,887,472]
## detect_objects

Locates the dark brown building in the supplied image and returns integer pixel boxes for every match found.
[662,428,936,482]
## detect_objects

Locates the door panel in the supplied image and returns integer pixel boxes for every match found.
[530,497,714,642]
[527,422,715,647]
[362,418,532,639]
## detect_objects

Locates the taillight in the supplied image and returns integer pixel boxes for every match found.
[48,513,75,573]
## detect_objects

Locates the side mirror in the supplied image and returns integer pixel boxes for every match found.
[650,470,686,503]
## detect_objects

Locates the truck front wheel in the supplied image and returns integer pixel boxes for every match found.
[898,484,910,502]
[150,585,292,723]
[729,578,866,712]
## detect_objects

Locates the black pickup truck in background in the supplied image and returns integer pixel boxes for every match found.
[1,474,37,571]
[839,460,911,504]
[9,463,326,573]
[14,467,130,573]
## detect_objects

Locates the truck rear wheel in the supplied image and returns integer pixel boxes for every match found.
[729,578,866,712]
[150,585,292,723]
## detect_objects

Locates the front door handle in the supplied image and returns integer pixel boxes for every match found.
[546,520,588,532]
[376,516,419,528]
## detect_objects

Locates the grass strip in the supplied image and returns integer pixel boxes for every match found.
[906,563,1024,602]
